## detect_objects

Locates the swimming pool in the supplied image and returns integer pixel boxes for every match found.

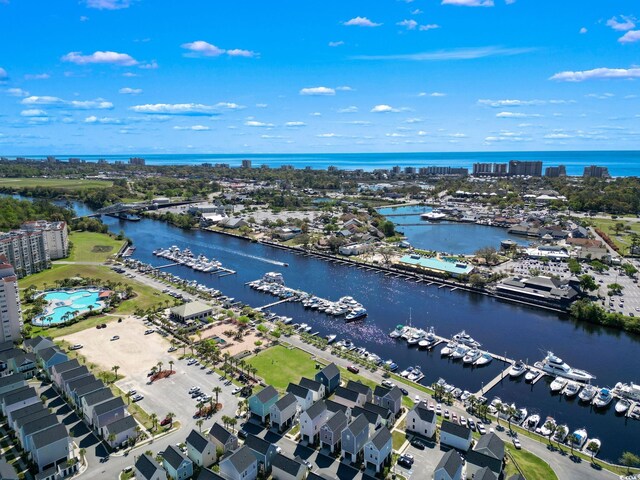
[32,289,106,326]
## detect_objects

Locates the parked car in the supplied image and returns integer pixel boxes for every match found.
[144,329,154,335]
[347,365,359,374]
[69,344,83,350]
[168,346,177,352]
[513,438,522,449]
[189,386,200,394]
[410,439,425,450]
[232,387,242,395]
[238,429,248,439]
[132,394,144,402]
[160,416,173,426]
[110,335,120,341]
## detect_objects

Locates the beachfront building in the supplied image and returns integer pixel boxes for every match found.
[397,254,474,278]
[20,221,69,260]
[0,257,22,344]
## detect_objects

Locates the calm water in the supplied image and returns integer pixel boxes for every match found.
[11,150,640,176]
[378,206,529,254]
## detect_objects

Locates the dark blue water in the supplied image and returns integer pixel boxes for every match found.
[378,206,530,254]
[9,151,640,176]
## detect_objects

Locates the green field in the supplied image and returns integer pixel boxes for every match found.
[0,177,113,190]
[505,445,558,480]
[588,218,640,253]
[66,231,125,262]
[247,345,319,390]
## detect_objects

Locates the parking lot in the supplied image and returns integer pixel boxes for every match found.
[396,437,449,479]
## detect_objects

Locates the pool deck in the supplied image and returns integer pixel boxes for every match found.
[32,288,107,326]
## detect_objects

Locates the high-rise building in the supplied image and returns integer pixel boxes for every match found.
[472,163,507,176]
[583,165,610,178]
[508,160,542,177]
[545,165,567,177]
[404,167,416,174]
[391,166,401,174]
[419,166,468,176]
[0,256,22,343]
[20,221,69,260]
[327,166,339,172]
[0,230,49,278]
[241,159,252,168]
[129,157,146,166]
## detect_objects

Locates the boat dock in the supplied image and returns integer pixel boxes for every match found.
[215,266,237,277]
[156,262,179,269]
[476,363,513,397]
[256,298,294,311]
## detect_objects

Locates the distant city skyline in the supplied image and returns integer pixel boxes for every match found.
[1,0,639,154]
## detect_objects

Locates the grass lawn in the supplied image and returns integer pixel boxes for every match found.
[247,345,319,391]
[588,218,640,253]
[392,430,407,451]
[0,177,113,190]
[505,445,558,480]
[66,231,125,262]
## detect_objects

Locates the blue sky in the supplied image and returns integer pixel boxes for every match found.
[1,0,639,154]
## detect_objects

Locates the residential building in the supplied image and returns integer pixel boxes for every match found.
[67,376,103,407]
[219,445,258,480]
[346,380,373,404]
[244,434,278,474]
[319,410,348,453]
[406,402,437,438]
[325,399,350,418]
[466,432,505,479]
[162,445,194,480]
[0,230,49,278]
[101,415,137,449]
[135,453,167,480]
[7,352,36,378]
[20,221,69,260]
[241,159,252,169]
[298,377,325,401]
[208,422,238,454]
[351,406,382,430]
[286,383,314,412]
[271,453,306,480]
[583,165,610,178]
[30,424,71,473]
[508,160,542,177]
[91,396,126,430]
[361,402,393,427]
[341,414,370,464]
[1,385,38,417]
[248,385,279,423]
[434,449,464,480]
[36,347,68,372]
[197,469,225,480]
[315,363,340,394]
[0,373,25,397]
[333,386,365,409]
[300,400,330,445]
[186,429,217,468]
[473,466,498,480]
[373,385,402,417]
[80,387,114,422]
[544,165,566,177]
[269,393,298,432]
[169,301,214,323]
[8,402,46,429]
[0,258,21,344]
[129,157,146,166]
[363,427,392,473]
[439,420,472,451]
[49,358,80,386]
[21,413,59,451]
[57,365,90,394]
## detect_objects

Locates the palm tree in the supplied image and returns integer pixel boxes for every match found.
[196,418,204,432]
[111,365,120,383]
[494,401,503,426]
[228,418,237,432]
[168,360,174,373]
[567,433,578,457]
[134,425,142,441]
[212,386,222,406]
[221,415,230,429]
[586,440,599,462]
[107,433,116,446]
[166,412,176,425]
[505,404,517,432]
[543,420,556,445]
[555,425,567,449]
[157,361,163,373]
[150,413,158,431]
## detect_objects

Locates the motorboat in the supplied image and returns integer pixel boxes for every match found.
[550,377,568,393]
[421,210,447,221]
[418,327,437,349]
[563,381,581,397]
[592,388,613,408]
[570,428,588,449]
[326,334,337,344]
[453,330,481,348]
[384,359,399,372]
[407,329,426,346]
[525,414,540,430]
[487,397,502,414]
[579,384,598,403]
[460,390,472,402]
[613,382,640,402]
[440,341,457,356]
[474,352,493,366]
[389,325,405,338]
[400,366,414,378]
[463,349,482,364]
[587,438,601,456]
[553,425,569,443]
[534,351,595,382]
[345,308,367,322]
[407,366,423,382]
[615,398,631,414]
[525,369,540,382]
[539,417,557,436]
[450,345,470,360]
[513,407,528,425]
[451,388,462,399]
[509,360,528,378]
[343,340,354,350]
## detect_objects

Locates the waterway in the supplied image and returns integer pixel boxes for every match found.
[7,195,640,461]
[377,205,530,254]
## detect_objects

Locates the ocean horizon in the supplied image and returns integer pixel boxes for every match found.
[7,150,640,176]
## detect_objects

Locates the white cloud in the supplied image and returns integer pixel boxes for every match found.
[285,121,306,127]
[20,109,47,117]
[417,130,429,136]
[606,16,636,32]
[386,132,406,137]
[69,99,113,109]
[226,49,258,58]
[24,73,50,80]
[585,93,614,99]
[85,0,130,9]
[371,104,401,113]
[244,120,274,127]
[256,103,268,108]
[310,112,322,117]
[345,120,371,125]
[317,133,339,137]
[62,51,138,66]
[129,103,219,115]
[619,30,640,43]
[0,68,7,80]
[119,87,142,95]
[397,19,418,30]
[448,132,467,138]
[173,125,210,131]
[479,99,544,107]
[419,24,440,31]
[123,72,139,77]
[579,27,588,34]
[338,106,358,113]
[544,133,571,139]
[139,60,158,69]
[328,41,344,47]
[550,67,640,82]
[7,88,29,97]
[496,111,541,118]
[405,117,423,123]
[352,46,534,61]
[300,86,335,96]
[181,41,257,58]
[84,115,121,124]
[21,95,65,106]
[215,102,245,110]
[411,9,423,14]
[335,86,353,91]
[343,17,382,27]
[419,91,446,97]
[442,0,494,6]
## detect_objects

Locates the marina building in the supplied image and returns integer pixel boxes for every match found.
[496,275,580,307]
[397,255,474,278]
[169,301,214,323]
[0,257,22,344]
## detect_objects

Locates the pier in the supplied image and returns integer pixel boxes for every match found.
[256,298,294,311]
[156,262,179,269]
[476,363,513,397]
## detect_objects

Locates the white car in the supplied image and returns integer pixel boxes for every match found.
[513,438,522,449]
[232,387,242,395]
[477,423,487,435]
[187,359,197,366]
[188,386,200,394]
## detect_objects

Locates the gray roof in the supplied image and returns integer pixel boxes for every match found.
[352,407,380,426]
[374,385,402,402]
[272,453,305,476]
[197,469,225,480]
[304,400,327,420]
[170,300,213,318]
[37,346,66,363]
[440,420,472,440]
[412,403,436,423]
[208,422,234,444]
[299,377,323,393]
[474,432,505,460]
[81,387,113,407]
[22,414,58,438]
[59,365,89,383]
[286,383,311,399]
[10,403,46,423]
[0,458,18,480]
[0,340,15,353]
[273,393,297,411]
[245,434,274,456]
[323,410,348,433]
[1,386,37,405]
[92,396,125,416]
[163,444,191,470]
[254,385,278,404]
[15,408,50,430]
[224,445,256,473]
[50,358,80,375]
[369,427,392,450]
[325,399,349,415]
[31,423,68,450]
[136,453,163,480]
[334,386,360,403]
[0,348,22,363]
[363,401,391,419]
[346,380,371,397]
[346,414,369,437]
[317,363,339,380]
[66,374,99,393]
[104,415,137,435]
[307,473,333,480]
[474,466,498,480]
[0,374,24,389]
[73,379,105,399]
[436,449,463,477]
[186,429,211,453]
[508,475,526,480]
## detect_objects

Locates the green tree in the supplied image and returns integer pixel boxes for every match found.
[586,440,599,462]
[579,274,598,292]
[620,451,640,473]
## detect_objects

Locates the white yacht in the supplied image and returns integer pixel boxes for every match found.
[539,417,557,436]
[513,407,528,425]
[534,351,595,382]
[563,381,581,397]
[592,388,613,408]
[525,414,540,430]
[550,377,568,393]
[553,425,569,443]
[389,325,405,339]
[345,308,367,322]
[451,345,470,360]
[474,352,493,366]
[463,349,482,364]
[418,327,437,349]
[453,330,481,348]
[579,384,598,403]
[525,369,540,382]
[509,360,527,378]
[440,341,457,356]
[570,428,588,449]
[613,382,640,402]
[407,366,423,382]
[400,366,414,378]
[421,210,447,221]
[407,329,426,346]
[615,398,631,414]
